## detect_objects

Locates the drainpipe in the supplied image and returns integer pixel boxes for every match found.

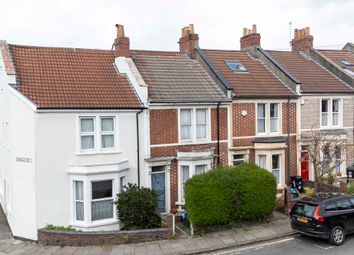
[287,98,291,185]
[136,108,144,187]
[217,102,221,165]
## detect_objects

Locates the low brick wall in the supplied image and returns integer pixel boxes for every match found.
[38,215,174,246]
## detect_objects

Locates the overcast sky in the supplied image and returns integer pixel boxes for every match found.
[0,0,353,51]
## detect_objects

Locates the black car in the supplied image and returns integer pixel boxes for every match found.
[290,194,354,245]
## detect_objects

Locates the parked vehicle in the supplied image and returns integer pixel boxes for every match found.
[290,194,354,245]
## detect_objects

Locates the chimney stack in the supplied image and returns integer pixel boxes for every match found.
[113,24,130,57]
[178,24,199,58]
[240,24,261,50]
[291,27,313,55]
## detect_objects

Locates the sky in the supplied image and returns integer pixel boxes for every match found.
[0,0,353,51]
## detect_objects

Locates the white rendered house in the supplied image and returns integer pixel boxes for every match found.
[0,40,148,240]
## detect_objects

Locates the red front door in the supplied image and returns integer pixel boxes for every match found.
[301,151,309,180]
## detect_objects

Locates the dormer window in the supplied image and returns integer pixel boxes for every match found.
[225,61,247,72]
[339,58,354,66]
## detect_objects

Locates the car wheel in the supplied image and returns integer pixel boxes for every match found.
[329,226,345,246]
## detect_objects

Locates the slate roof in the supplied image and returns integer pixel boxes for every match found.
[266,50,353,94]
[318,49,354,76]
[131,50,229,103]
[201,49,296,98]
[9,44,142,109]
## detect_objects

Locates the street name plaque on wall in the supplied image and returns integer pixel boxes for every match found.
[16,157,32,163]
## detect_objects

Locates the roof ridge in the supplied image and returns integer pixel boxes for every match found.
[9,43,113,52]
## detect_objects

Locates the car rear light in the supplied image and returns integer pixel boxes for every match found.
[314,206,325,222]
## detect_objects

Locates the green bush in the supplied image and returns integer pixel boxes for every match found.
[184,163,277,227]
[184,168,240,226]
[347,182,354,195]
[116,183,161,229]
[46,224,76,232]
[233,163,277,220]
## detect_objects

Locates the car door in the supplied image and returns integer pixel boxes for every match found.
[336,197,354,233]
[347,197,354,233]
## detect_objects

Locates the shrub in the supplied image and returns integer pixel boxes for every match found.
[184,163,276,227]
[184,168,240,226]
[232,163,277,220]
[116,183,161,229]
[46,224,76,232]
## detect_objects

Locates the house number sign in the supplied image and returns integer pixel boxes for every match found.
[16,157,32,163]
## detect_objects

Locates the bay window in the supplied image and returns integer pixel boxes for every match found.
[321,99,341,128]
[257,152,284,186]
[74,181,84,221]
[257,103,280,134]
[180,166,190,200]
[258,155,267,169]
[272,155,280,184]
[179,108,209,142]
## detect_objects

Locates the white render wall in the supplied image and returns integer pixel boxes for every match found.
[34,110,141,233]
[0,59,38,240]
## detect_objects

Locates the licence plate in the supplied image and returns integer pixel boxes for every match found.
[297,217,308,223]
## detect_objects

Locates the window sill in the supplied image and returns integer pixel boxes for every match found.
[180,140,211,145]
[76,150,122,156]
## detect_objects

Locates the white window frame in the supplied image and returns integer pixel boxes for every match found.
[177,159,212,204]
[77,115,120,155]
[178,108,210,143]
[232,154,245,166]
[70,173,122,227]
[256,150,285,188]
[256,103,281,135]
[320,98,342,129]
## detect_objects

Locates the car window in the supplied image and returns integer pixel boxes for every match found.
[325,202,336,212]
[336,198,352,210]
[349,198,354,208]
[293,202,316,217]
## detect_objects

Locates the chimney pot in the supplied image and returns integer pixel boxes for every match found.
[243,28,247,36]
[252,24,257,33]
[115,24,125,38]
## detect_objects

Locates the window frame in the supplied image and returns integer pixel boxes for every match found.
[320,98,342,129]
[77,115,120,155]
[256,102,281,135]
[90,179,114,222]
[232,154,245,166]
[70,173,122,227]
[225,60,248,73]
[179,108,210,143]
[178,159,212,203]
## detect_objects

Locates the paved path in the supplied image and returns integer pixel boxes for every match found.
[0,207,294,255]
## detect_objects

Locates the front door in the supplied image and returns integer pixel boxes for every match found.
[151,172,166,213]
[301,151,309,180]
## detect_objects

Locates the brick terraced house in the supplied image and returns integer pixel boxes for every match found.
[113,24,231,213]
[179,25,300,188]
[262,27,354,180]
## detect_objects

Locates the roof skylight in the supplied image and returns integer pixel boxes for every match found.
[225,61,247,72]
[339,59,354,66]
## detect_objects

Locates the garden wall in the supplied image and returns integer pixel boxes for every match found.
[38,215,174,246]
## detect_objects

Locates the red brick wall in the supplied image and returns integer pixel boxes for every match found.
[233,103,256,137]
[150,109,178,145]
[233,138,253,147]
[211,107,228,141]
[284,136,298,183]
[282,102,297,134]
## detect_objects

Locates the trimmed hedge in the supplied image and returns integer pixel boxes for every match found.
[184,163,276,227]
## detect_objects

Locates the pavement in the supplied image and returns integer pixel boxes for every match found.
[0,206,294,255]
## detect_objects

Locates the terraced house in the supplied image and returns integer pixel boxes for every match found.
[111,25,231,213]
[0,39,147,240]
[261,27,354,181]
[178,25,299,188]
